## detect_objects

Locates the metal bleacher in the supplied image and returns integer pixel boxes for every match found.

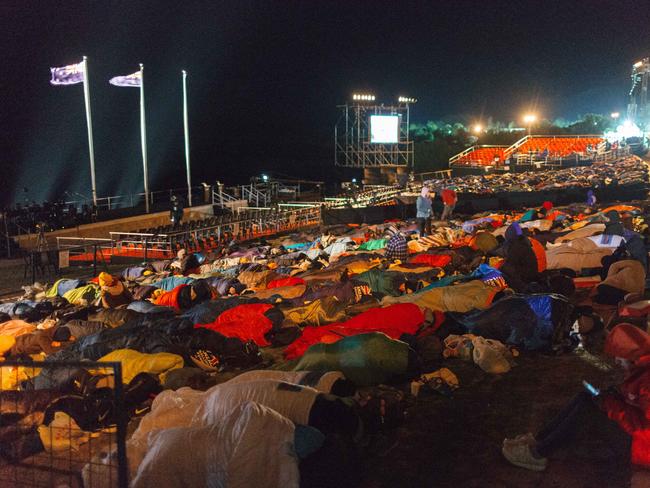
[449,135,609,168]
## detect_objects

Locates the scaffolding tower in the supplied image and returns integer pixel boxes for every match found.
[334,100,414,168]
[628,58,650,130]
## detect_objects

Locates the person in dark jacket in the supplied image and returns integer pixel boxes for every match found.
[170,195,184,227]
[499,222,541,292]
[416,187,433,236]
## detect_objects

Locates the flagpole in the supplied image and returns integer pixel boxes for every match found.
[139,64,150,213]
[82,56,98,207]
[182,70,192,206]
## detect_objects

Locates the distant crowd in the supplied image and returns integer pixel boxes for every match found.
[1,201,96,235]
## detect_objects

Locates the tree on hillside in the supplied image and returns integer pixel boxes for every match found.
[567,113,612,134]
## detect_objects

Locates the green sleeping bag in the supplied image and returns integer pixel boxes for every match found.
[293,332,410,386]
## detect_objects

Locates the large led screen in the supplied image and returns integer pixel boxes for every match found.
[370,115,399,144]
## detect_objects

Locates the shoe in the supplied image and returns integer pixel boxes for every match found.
[503,432,535,447]
[190,350,221,371]
[502,442,548,471]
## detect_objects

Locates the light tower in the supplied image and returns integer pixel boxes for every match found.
[627,58,650,130]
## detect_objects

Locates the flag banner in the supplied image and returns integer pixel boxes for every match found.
[109,70,142,87]
[50,61,85,85]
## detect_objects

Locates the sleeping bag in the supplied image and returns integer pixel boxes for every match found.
[450,294,573,351]
[293,332,411,386]
[284,303,424,360]
[195,303,279,346]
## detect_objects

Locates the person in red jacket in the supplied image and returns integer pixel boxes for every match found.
[502,323,648,472]
[440,188,458,221]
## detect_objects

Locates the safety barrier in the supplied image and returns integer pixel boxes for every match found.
[96,206,324,262]
[326,186,403,209]
[0,360,128,488]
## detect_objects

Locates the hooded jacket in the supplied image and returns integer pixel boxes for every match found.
[500,223,540,291]
[416,188,433,219]
[602,324,650,467]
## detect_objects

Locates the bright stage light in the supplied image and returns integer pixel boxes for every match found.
[606,120,643,140]
[352,93,375,102]
[634,61,643,68]
[611,112,620,119]
[262,174,269,182]
[473,124,483,134]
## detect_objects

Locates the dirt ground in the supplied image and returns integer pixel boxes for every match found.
[302,347,632,488]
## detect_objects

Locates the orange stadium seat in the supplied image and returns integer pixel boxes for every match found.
[453,146,508,166]
[510,136,604,158]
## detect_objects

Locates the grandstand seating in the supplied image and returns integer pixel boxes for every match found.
[510,136,604,159]
[450,146,508,166]
[450,135,605,167]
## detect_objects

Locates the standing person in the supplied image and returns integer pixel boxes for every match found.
[501,323,650,472]
[440,187,458,221]
[170,195,184,228]
[416,186,433,236]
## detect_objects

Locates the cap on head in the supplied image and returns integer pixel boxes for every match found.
[98,272,114,287]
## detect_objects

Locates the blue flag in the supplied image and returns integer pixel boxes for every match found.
[109,70,142,87]
[50,61,85,85]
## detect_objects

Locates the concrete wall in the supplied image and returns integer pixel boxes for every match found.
[15,204,214,250]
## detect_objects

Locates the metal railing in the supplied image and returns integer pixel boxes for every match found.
[242,185,270,207]
[212,187,240,209]
[325,185,403,209]
[95,205,323,261]
[413,170,453,182]
[56,236,113,249]
[0,360,128,488]
[448,145,477,164]
[60,185,207,212]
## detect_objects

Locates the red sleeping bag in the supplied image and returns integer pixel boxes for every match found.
[410,254,452,268]
[154,284,188,311]
[267,276,306,289]
[284,303,424,359]
[195,303,274,346]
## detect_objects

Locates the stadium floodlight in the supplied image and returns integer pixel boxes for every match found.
[523,114,537,124]
[611,112,620,119]
[262,174,269,182]
[352,93,375,102]
[523,114,537,136]
[473,124,483,134]
[398,96,417,103]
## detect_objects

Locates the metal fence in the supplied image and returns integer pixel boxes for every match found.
[15,185,406,276]
[69,206,325,264]
[0,361,128,488]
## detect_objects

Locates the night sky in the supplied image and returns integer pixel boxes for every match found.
[2,0,649,206]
